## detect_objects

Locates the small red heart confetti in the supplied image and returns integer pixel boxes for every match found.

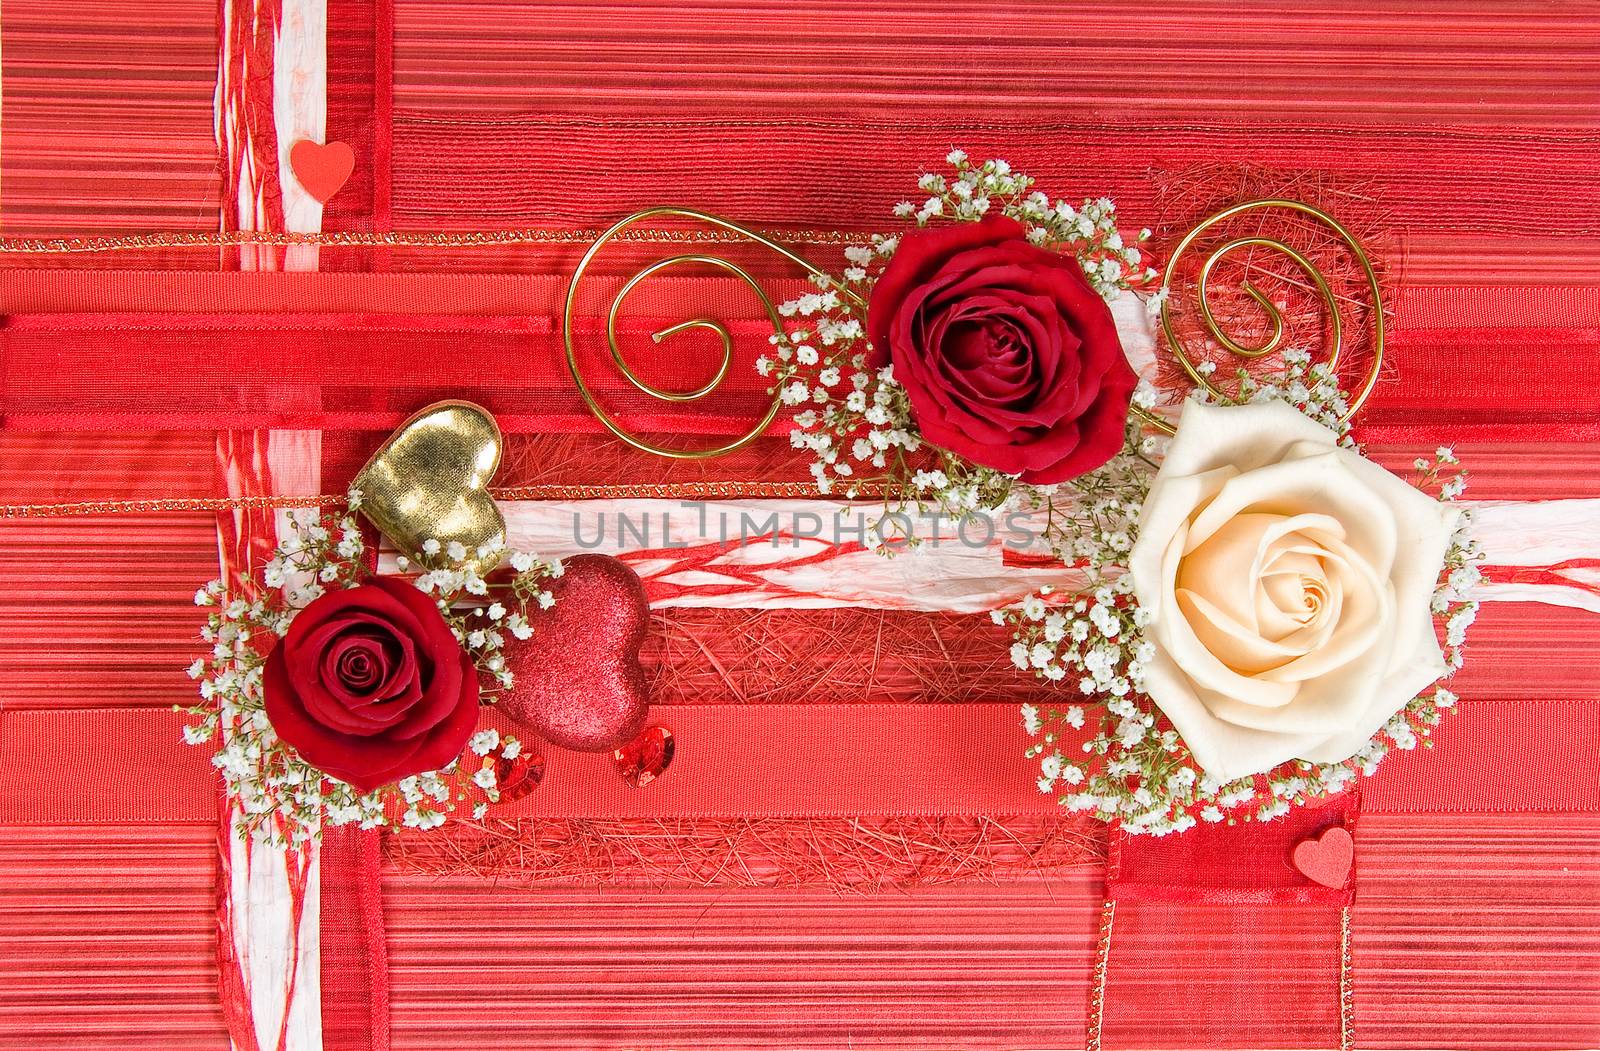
[288,139,355,204]
[499,554,651,752]
[1292,825,1354,889]
[613,726,673,788]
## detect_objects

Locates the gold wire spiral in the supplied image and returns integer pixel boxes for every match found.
[562,207,866,460]
[1142,198,1384,434]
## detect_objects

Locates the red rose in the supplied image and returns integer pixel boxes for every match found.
[867,215,1136,484]
[264,577,479,793]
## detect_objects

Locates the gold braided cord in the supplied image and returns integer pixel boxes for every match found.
[562,207,866,460]
[1086,898,1116,1051]
[1137,198,1385,435]
[0,495,344,518]
[0,481,885,519]
[0,226,863,254]
[1341,905,1357,1051]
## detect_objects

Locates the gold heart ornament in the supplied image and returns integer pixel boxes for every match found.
[353,400,508,575]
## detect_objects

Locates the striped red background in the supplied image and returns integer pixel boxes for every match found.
[2,1,1599,1049]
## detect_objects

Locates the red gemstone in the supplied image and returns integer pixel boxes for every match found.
[493,744,545,803]
[461,740,545,805]
[612,726,673,788]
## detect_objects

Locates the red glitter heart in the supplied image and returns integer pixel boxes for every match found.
[1292,825,1354,889]
[613,726,674,788]
[498,554,651,751]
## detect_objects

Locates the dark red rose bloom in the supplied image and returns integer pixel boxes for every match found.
[264,576,479,793]
[866,215,1137,484]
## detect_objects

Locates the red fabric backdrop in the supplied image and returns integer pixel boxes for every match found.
[2,2,1599,1049]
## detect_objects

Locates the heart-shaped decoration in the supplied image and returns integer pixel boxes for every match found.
[613,726,673,788]
[498,554,651,751]
[1292,825,1354,889]
[289,139,355,204]
[353,400,507,576]
[461,740,545,805]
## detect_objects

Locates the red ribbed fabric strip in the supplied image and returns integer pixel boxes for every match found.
[6,309,1600,442]
[3,701,1594,826]
[321,827,391,1051]
[367,815,1600,1051]
[0,1,221,250]
[379,876,1105,1050]
[0,825,230,1050]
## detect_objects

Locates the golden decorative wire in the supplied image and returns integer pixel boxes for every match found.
[1138,198,1385,435]
[0,481,882,519]
[1340,904,1357,1051]
[561,206,866,460]
[558,199,1382,451]
[1086,898,1116,1051]
[0,226,864,254]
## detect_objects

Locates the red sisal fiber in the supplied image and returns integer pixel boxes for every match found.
[386,814,1106,890]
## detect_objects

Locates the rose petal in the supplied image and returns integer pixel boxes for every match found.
[870,221,1134,486]
[328,633,389,692]
[1012,368,1135,484]
[1140,649,1331,783]
[294,614,419,735]
[866,215,1026,367]
[1154,508,1299,709]
[1175,587,1313,677]
[1203,609,1397,737]
[1177,512,1345,636]
[343,649,482,788]
[1299,601,1451,764]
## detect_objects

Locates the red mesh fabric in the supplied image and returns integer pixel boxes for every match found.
[1101,901,1345,1049]
[5,290,1600,446]
[1108,794,1358,907]
[321,828,391,1051]
[1098,794,1359,1049]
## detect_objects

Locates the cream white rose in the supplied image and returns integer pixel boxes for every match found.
[1129,399,1458,782]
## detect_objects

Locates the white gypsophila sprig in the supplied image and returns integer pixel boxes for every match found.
[894,154,1156,299]
[182,490,548,845]
[396,542,562,699]
[1196,346,1355,444]
[1010,413,1163,567]
[766,153,1157,549]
